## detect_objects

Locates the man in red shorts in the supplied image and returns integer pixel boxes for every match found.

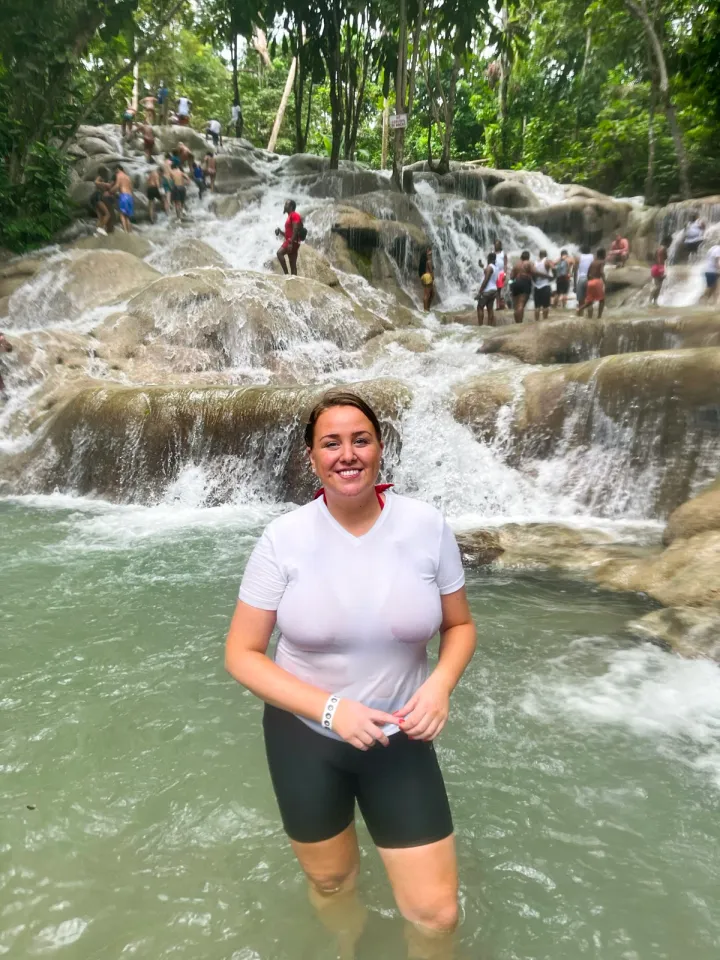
[276,199,303,276]
[577,247,606,319]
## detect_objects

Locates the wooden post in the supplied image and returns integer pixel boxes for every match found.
[267,57,297,153]
[381,98,389,169]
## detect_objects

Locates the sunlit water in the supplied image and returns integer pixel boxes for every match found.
[3,496,720,959]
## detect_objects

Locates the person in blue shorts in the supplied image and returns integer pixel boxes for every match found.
[113,165,134,233]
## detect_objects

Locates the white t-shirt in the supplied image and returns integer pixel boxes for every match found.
[231,104,241,122]
[483,263,501,293]
[686,220,704,243]
[577,253,594,279]
[495,251,506,272]
[177,97,190,116]
[534,259,552,289]
[239,491,465,739]
[706,245,720,273]
[209,119,221,135]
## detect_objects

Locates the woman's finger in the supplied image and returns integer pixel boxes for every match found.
[350,736,368,751]
[405,713,436,739]
[369,709,399,727]
[369,726,390,747]
[395,694,418,718]
[422,718,443,741]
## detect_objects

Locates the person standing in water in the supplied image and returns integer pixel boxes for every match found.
[574,244,594,310]
[418,246,435,312]
[476,252,500,326]
[169,161,190,219]
[203,152,217,192]
[553,250,572,308]
[510,251,533,323]
[157,82,170,125]
[577,248,606,319]
[650,235,672,305]
[141,121,155,162]
[226,389,476,959]
[121,103,136,139]
[145,167,163,224]
[493,239,507,310]
[702,242,720,304]
[276,199,303,276]
[89,166,113,235]
[112,165,134,233]
[532,249,554,322]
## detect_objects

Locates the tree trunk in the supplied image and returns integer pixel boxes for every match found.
[347,26,372,160]
[624,0,691,199]
[574,22,592,140]
[268,58,296,152]
[436,54,460,174]
[381,98,390,169]
[498,0,510,168]
[293,27,306,153]
[231,33,243,138]
[391,0,408,190]
[323,0,345,169]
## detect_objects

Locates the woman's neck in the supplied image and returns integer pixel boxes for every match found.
[324,486,383,537]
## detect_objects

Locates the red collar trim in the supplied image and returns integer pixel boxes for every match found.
[314,483,393,509]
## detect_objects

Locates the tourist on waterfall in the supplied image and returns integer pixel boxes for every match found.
[493,239,507,310]
[418,246,435,311]
[683,215,705,259]
[140,92,157,125]
[650,235,672,305]
[577,248,606,319]
[161,154,173,214]
[509,251,533,323]
[169,161,191,220]
[552,250,573,308]
[176,95,192,127]
[175,141,192,169]
[145,168,163,224]
[203,152,217,192]
[157,81,170,125]
[231,99,244,139]
[89,166,114,236]
[225,389,476,958]
[191,157,207,199]
[476,252,499,326]
[532,249,554,322]
[206,118,223,150]
[0,332,13,397]
[276,199,303,276]
[574,244,594,310]
[112,165,134,234]
[121,102,136,139]
[702,242,720,304]
[140,121,155,162]
[607,232,630,267]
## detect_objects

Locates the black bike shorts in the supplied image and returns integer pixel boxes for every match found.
[263,704,453,848]
[534,284,552,308]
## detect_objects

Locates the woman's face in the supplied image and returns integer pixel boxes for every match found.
[309,406,383,500]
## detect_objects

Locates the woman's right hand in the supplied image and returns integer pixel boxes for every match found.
[331,700,398,750]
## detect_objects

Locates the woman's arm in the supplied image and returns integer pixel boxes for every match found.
[225,600,398,749]
[394,588,476,741]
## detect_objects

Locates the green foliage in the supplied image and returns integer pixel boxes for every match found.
[0,142,70,251]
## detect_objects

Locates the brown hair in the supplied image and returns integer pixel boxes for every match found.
[304,390,382,448]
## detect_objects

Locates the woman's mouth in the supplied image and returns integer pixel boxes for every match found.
[336,468,362,479]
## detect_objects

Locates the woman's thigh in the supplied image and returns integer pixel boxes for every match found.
[291,821,361,893]
[377,834,458,928]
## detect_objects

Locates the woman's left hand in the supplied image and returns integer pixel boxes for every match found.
[394,675,451,741]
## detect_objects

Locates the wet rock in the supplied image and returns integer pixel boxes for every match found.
[79,136,117,156]
[213,154,262,194]
[345,191,428,231]
[156,126,208,157]
[497,197,632,247]
[328,205,429,275]
[277,154,366,177]
[210,185,264,219]
[663,478,720,544]
[304,171,393,200]
[360,329,431,364]
[455,529,504,565]
[269,245,339,287]
[0,258,46,300]
[453,372,517,442]
[77,155,126,182]
[168,239,230,271]
[69,180,96,210]
[16,378,412,504]
[628,606,720,659]
[596,531,720,607]
[74,232,153,260]
[488,180,540,209]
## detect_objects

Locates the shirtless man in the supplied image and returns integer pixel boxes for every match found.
[146,167,163,224]
[161,154,173,214]
[607,232,630,267]
[175,141,192,170]
[0,332,12,396]
[577,248,606,319]
[113,165,134,233]
[90,166,114,235]
[169,161,191,219]
[121,103,136,139]
[141,122,155,162]
[509,250,534,323]
[203,152,217,192]
[140,94,157,124]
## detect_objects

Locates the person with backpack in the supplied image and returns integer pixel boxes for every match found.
[276,199,306,276]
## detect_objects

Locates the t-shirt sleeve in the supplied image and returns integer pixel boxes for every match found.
[238,530,288,610]
[436,520,465,595]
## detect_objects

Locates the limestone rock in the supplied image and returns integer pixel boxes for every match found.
[453,372,517,442]
[360,329,431,364]
[488,180,540,209]
[497,197,632,246]
[157,126,208,157]
[78,155,126,182]
[74,232,152,260]
[304,171,393,200]
[269,245,339,287]
[79,136,116,156]
[210,186,264,219]
[212,154,262,194]
[345,192,428,231]
[69,180,96,210]
[663,479,720,544]
[168,239,230,272]
[0,258,46,300]
[627,606,720,660]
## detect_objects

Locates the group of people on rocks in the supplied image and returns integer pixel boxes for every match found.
[121,88,197,138]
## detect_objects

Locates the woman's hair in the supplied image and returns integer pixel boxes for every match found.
[304,390,382,448]
[487,252,496,264]
[520,250,530,261]
[597,247,606,259]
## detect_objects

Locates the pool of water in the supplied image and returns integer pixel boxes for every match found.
[3,496,720,960]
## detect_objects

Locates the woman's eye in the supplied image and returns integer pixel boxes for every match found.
[355,438,369,445]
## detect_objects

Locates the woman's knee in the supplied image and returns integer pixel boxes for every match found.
[307,863,359,897]
[403,897,458,934]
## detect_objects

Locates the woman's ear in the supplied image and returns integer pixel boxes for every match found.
[308,448,317,476]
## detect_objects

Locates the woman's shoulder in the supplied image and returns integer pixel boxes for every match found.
[262,499,320,542]
[389,492,447,531]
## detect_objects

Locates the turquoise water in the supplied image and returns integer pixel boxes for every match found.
[3,497,720,959]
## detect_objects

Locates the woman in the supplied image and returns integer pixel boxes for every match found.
[650,235,671,305]
[418,246,435,312]
[476,251,500,326]
[225,390,476,956]
[89,166,113,236]
[553,249,572,308]
[532,249,554,322]
[510,250,533,323]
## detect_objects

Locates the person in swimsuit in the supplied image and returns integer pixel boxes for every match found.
[532,249,554,322]
[203,152,217,192]
[226,390,476,958]
[702,242,720,304]
[418,246,435,311]
[578,248,606,319]
[607,233,630,267]
[683,216,705,259]
[89,166,113,235]
[650,235,672,305]
[112,165,134,234]
[510,250,533,323]
[0,332,13,396]
[493,239,507,309]
[276,199,303,276]
[191,158,207,198]
[552,250,572,308]
[175,142,192,170]
[145,168,163,224]
[140,121,155,162]
[574,244,594,310]
[476,251,500,326]
[169,161,190,219]
[121,103,135,139]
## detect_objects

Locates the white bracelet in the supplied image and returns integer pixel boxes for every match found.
[322,694,341,731]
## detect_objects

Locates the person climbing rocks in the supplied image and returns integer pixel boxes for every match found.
[476,252,500,326]
[141,121,155,162]
[577,248,606,319]
[509,251,533,323]
[140,93,157,125]
[89,166,114,236]
[157,82,170,125]
[121,103,136,139]
[683,215,705,259]
[175,142,192,170]
[418,246,435,311]
[191,157,207,199]
[161,154,173,214]
[276,199,304,276]
[650,235,672,305]
[553,250,572,308]
[702,242,720,304]
[169,161,191,220]
[112,165,134,234]
[574,244,594,310]
[203,152,217,192]
[176,95,192,127]
[0,331,13,396]
[231,99,244,139]
[207,118,223,150]
[532,249,554,322]
[146,167,163,224]
[493,239,507,310]
[607,233,630,267]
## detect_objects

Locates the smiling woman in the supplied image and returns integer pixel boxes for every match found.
[224,388,477,958]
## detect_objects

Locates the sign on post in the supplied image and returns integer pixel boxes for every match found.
[389,114,408,129]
